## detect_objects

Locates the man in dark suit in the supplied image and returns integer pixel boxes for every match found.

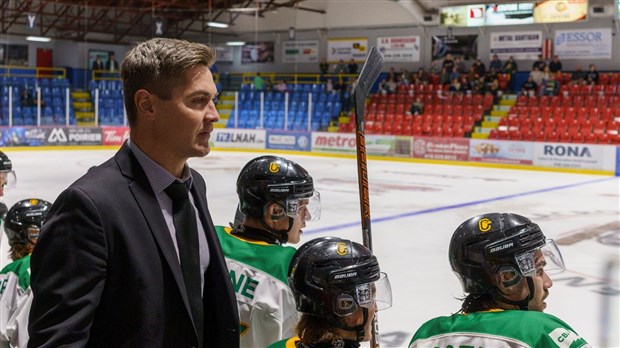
[28,38,239,348]
[92,55,104,70]
[106,52,119,72]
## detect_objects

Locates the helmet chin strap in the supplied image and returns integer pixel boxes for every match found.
[257,214,294,245]
[327,308,369,342]
[493,276,535,311]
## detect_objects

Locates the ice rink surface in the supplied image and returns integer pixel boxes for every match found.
[1,148,618,347]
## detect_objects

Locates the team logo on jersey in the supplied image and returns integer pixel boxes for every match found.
[479,218,492,232]
[269,161,280,173]
[239,321,249,337]
[336,242,348,255]
[30,199,39,206]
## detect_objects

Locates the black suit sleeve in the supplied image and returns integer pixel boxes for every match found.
[29,187,108,348]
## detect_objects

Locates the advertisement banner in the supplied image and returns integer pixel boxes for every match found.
[412,136,470,161]
[45,127,102,146]
[311,132,400,156]
[376,36,421,62]
[440,4,486,27]
[1,127,41,146]
[241,42,275,64]
[282,40,319,63]
[432,35,478,61]
[101,126,130,146]
[485,3,535,26]
[327,38,368,62]
[211,129,266,149]
[489,31,542,60]
[469,139,534,165]
[533,0,588,23]
[266,131,311,151]
[533,142,616,171]
[554,28,612,59]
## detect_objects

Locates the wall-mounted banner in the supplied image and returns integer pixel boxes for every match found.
[469,139,534,165]
[489,31,542,60]
[554,28,612,59]
[485,3,535,26]
[215,46,234,63]
[533,142,616,171]
[440,4,486,27]
[376,36,421,62]
[327,38,368,63]
[533,0,588,23]
[282,40,319,63]
[211,129,266,149]
[266,131,311,151]
[241,42,275,64]
[432,35,478,61]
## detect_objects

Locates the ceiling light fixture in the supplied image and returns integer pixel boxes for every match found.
[207,21,229,28]
[226,41,246,46]
[26,36,51,42]
[226,7,260,12]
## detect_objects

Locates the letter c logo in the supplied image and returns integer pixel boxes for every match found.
[479,218,492,233]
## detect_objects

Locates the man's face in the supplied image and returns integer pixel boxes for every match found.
[0,172,7,196]
[501,250,553,312]
[282,199,309,244]
[150,65,219,160]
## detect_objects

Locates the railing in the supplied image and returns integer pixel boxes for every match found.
[0,65,67,79]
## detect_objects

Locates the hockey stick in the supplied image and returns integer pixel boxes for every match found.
[352,46,383,348]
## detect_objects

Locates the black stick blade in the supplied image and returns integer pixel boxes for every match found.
[353,47,384,128]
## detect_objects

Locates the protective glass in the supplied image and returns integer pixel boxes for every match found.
[515,239,565,277]
[285,191,321,221]
[0,170,16,188]
[355,272,392,312]
[27,226,41,240]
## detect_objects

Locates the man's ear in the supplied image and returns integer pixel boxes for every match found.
[134,89,156,121]
[267,203,284,220]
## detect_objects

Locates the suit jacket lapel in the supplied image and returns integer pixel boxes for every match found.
[115,143,193,315]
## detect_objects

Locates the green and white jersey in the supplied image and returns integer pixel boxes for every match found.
[410,309,590,348]
[0,255,33,348]
[216,226,300,348]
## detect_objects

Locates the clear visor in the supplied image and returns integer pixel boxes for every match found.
[27,226,41,241]
[333,272,393,317]
[515,239,565,278]
[285,191,321,221]
[0,170,16,188]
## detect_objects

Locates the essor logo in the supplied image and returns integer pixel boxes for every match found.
[48,128,68,143]
[556,31,603,46]
[543,145,591,157]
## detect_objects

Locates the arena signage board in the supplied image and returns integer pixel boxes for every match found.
[311,132,397,156]
[241,42,275,64]
[327,38,368,63]
[101,126,130,146]
[485,3,535,26]
[432,35,478,61]
[489,31,542,60]
[282,40,319,63]
[469,139,534,165]
[440,4,486,27]
[266,131,311,151]
[214,46,234,63]
[376,36,421,62]
[412,136,470,161]
[554,28,612,59]
[533,0,588,23]
[532,142,616,171]
[211,129,266,149]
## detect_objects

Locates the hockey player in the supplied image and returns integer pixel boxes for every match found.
[269,236,392,348]
[215,155,321,347]
[0,199,51,348]
[0,151,16,221]
[409,213,591,348]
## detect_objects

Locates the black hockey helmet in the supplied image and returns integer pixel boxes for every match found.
[0,151,12,172]
[449,212,553,295]
[237,155,318,221]
[4,198,52,247]
[0,150,16,189]
[289,237,392,322]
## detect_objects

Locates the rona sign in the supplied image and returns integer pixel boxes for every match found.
[534,143,615,171]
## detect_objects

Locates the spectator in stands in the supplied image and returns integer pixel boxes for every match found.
[448,78,463,94]
[442,54,455,72]
[319,59,329,76]
[472,76,487,94]
[530,66,544,85]
[274,80,288,93]
[378,77,397,95]
[502,56,518,75]
[253,72,265,90]
[326,78,335,94]
[399,69,411,86]
[548,55,562,73]
[106,53,119,72]
[448,66,460,85]
[586,64,599,85]
[472,58,486,77]
[334,59,347,74]
[408,96,424,116]
[439,67,451,85]
[521,75,538,97]
[428,61,438,74]
[532,54,546,71]
[455,56,467,75]
[92,55,104,70]
[570,65,586,85]
[489,54,502,72]
[541,74,559,96]
[20,89,36,107]
[347,58,358,74]
[414,67,429,84]
[488,78,502,103]
[485,67,498,84]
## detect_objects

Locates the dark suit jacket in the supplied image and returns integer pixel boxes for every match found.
[92,60,103,70]
[29,143,239,348]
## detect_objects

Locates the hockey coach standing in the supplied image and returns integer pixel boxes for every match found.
[28,38,239,348]
[409,213,590,348]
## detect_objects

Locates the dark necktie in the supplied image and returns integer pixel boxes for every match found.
[165,181,204,347]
